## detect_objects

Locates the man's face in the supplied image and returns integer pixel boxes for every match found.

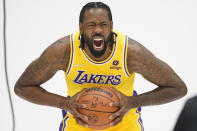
[80,8,113,58]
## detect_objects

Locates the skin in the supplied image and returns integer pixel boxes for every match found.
[14,8,187,128]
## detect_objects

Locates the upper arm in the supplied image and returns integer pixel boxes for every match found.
[15,36,70,87]
[127,37,186,88]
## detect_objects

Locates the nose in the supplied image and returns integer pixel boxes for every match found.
[94,25,103,34]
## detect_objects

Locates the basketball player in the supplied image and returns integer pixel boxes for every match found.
[14,2,187,131]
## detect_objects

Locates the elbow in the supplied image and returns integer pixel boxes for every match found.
[14,85,20,96]
[182,85,188,96]
[14,83,24,97]
[178,83,188,98]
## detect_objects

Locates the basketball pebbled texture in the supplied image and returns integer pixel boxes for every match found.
[77,87,120,130]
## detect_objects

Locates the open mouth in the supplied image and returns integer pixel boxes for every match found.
[93,38,104,51]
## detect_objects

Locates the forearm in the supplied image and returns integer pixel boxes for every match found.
[130,86,187,108]
[14,85,68,109]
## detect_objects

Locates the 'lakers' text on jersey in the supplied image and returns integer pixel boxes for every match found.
[73,70,122,85]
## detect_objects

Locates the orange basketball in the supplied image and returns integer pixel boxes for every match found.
[77,87,120,130]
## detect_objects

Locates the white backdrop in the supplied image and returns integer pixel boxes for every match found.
[1,0,197,131]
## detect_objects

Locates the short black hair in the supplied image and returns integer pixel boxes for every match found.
[79,2,112,23]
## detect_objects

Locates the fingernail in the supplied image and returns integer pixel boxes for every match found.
[83,104,86,108]
[109,103,112,106]
[85,116,88,120]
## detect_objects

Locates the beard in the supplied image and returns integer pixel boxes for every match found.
[82,32,112,58]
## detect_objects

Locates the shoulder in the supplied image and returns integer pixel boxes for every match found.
[40,35,71,71]
[127,37,152,57]
[47,35,70,55]
[126,37,156,73]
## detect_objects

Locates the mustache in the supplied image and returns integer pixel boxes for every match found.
[92,33,104,38]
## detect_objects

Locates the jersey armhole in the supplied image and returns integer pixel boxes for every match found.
[124,35,131,77]
[65,34,74,75]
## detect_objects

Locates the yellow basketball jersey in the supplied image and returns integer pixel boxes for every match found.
[59,31,144,131]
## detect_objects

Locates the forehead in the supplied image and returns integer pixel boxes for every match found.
[83,8,110,22]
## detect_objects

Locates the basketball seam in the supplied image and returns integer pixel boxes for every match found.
[79,107,118,113]
[79,93,116,102]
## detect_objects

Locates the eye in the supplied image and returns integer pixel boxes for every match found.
[88,24,94,27]
[101,23,107,26]
[87,23,95,27]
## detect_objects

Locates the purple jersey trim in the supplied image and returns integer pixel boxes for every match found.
[133,90,144,131]
[136,110,144,131]
[59,110,69,131]
[67,34,74,75]
[123,36,130,77]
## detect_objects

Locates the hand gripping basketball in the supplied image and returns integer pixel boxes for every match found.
[108,88,134,127]
[64,88,89,127]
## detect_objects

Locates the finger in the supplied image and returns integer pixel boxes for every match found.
[109,108,124,120]
[76,118,88,127]
[109,87,122,100]
[109,102,122,107]
[74,88,87,101]
[76,103,86,108]
[110,115,124,127]
[73,101,86,108]
[72,113,88,123]
[75,90,85,101]
[72,108,88,121]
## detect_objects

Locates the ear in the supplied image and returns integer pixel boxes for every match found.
[110,21,113,31]
[79,22,83,33]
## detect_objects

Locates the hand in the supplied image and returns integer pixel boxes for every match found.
[64,88,89,127]
[108,88,133,127]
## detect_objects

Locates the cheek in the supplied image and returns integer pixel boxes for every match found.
[103,27,112,36]
[104,32,111,39]
[84,30,94,38]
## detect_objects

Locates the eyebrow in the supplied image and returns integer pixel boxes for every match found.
[87,21,96,24]
[86,21,109,24]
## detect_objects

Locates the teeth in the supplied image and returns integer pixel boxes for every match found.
[94,38,103,41]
